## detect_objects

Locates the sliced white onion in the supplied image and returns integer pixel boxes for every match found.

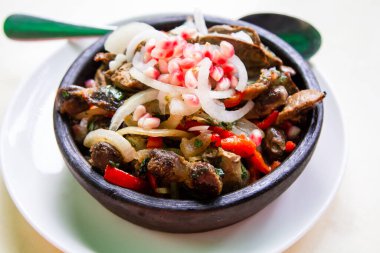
[83,129,136,163]
[196,58,254,122]
[160,115,183,129]
[209,89,235,99]
[105,22,154,54]
[109,54,128,71]
[229,55,248,92]
[117,127,193,138]
[129,67,193,94]
[109,89,159,131]
[170,18,196,35]
[231,31,254,44]
[169,97,201,116]
[194,8,208,35]
[126,30,169,62]
[132,52,157,72]
[188,125,209,132]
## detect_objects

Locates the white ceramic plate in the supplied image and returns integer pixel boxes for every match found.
[0,40,346,253]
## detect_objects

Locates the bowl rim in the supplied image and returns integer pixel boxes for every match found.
[54,14,323,211]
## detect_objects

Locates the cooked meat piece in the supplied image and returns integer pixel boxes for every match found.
[57,86,89,116]
[242,82,268,100]
[84,85,126,111]
[94,52,116,64]
[246,85,288,119]
[90,142,123,174]
[95,65,108,87]
[276,89,326,124]
[188,162,222,198]
[263,127,286,160]
[105,62,147,91]
[208,25,261,45]
[147,149,189,183]
[218,148,249,192]
[147,149,223,198]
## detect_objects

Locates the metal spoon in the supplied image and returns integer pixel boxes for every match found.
[3,14,321,59]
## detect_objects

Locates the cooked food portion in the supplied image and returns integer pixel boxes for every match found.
[57,11,325,200]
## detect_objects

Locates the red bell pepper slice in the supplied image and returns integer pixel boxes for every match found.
[247,150,271,174]
[211,133,221,147]
[104,165,147,192]
[285,141,296,152]
[220,135,256,158]
[209,126,235,139]
[257,110,279,130]
[146,137,164,149]
[223,92,243,108]
[147,172,157,190]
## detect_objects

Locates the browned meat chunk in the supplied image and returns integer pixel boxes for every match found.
[277,89,326,124]
[242,82,268,100]
[218,148,249,192]
[105,63,147,91]
[95,65,108,87]
[90,142,123,174]
[263,127,286,160]
[94,52,116,64]
[246,85,288,119]
[188,162,223,198]
[147,149,223,198]
[208,25,261,45]
[57,86,89,116]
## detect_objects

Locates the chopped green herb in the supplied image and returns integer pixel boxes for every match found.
[140,157,150,175]
[194,139,203,148]
[241,164,248,180]
[87,120,95,131]
[109,160,120,168]
[104,85,125,101]
[219,121,235,130]
[61,90,70,99]
[215,168,225,178]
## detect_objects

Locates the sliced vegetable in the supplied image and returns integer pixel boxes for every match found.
[247,150,271,174]
[83,129,136,162]
[209,126,235,138]
[118,126,193,138]
[220,135,256,158]
[110,88,159,131]
[147,172,157,190]
[229,54,248,91]
[104,165,147,191]
[256,110,279,130]
[271,161,281,170]
[180,133,212,158]
[147,137,164,149]
[160,115,183,129]
[285,141,296,152]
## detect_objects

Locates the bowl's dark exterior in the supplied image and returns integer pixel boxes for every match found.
[53,15,323,233]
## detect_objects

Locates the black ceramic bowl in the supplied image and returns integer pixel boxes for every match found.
[54,14,323,233]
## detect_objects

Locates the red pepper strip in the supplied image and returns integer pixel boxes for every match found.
[209,126,235,139]
[147,173,157,190]
[285,141,296,152]
[220,135,256,158]
[247,150,271,174]
[146,137,164,149]
[104,165,147,192]
[211,133,221,147]
[271,161,281,170]
[256,110,279,130]
[223,92,243,108]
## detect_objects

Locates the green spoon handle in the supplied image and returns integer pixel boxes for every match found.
[3,14,115,40]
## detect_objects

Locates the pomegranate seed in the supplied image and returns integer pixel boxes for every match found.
[158,74,170,83]
[151,48,165,59]
[145,39,156,53]
[179,58,196,69]
[210,66,224,82]
[157,39,173,50]
[144,67,160,79]
[164,49,174,58]
[173,39,187,57]
[85,79,96,88]
[170,70,185,86]
[143,52,152,63]
[182,94,200,107]
[183,44,195,58]
[222,63,236,75]
[137,113,152,127]
[142,117,161,129]
[250,129,263,146]
[220,41,235,58]
[230,75,238,88]
[212,50,228,65]
[215,77,231,91]
[192,51,204,63]
[168,58,180,73]
[158,59,169,73]
[287,125,301,139]
[133,105,146,121]
[184,70,198,88]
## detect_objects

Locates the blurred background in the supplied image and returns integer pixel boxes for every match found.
[1,0,379,252]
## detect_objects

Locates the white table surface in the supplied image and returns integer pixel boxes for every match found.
[1,0,379,252]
